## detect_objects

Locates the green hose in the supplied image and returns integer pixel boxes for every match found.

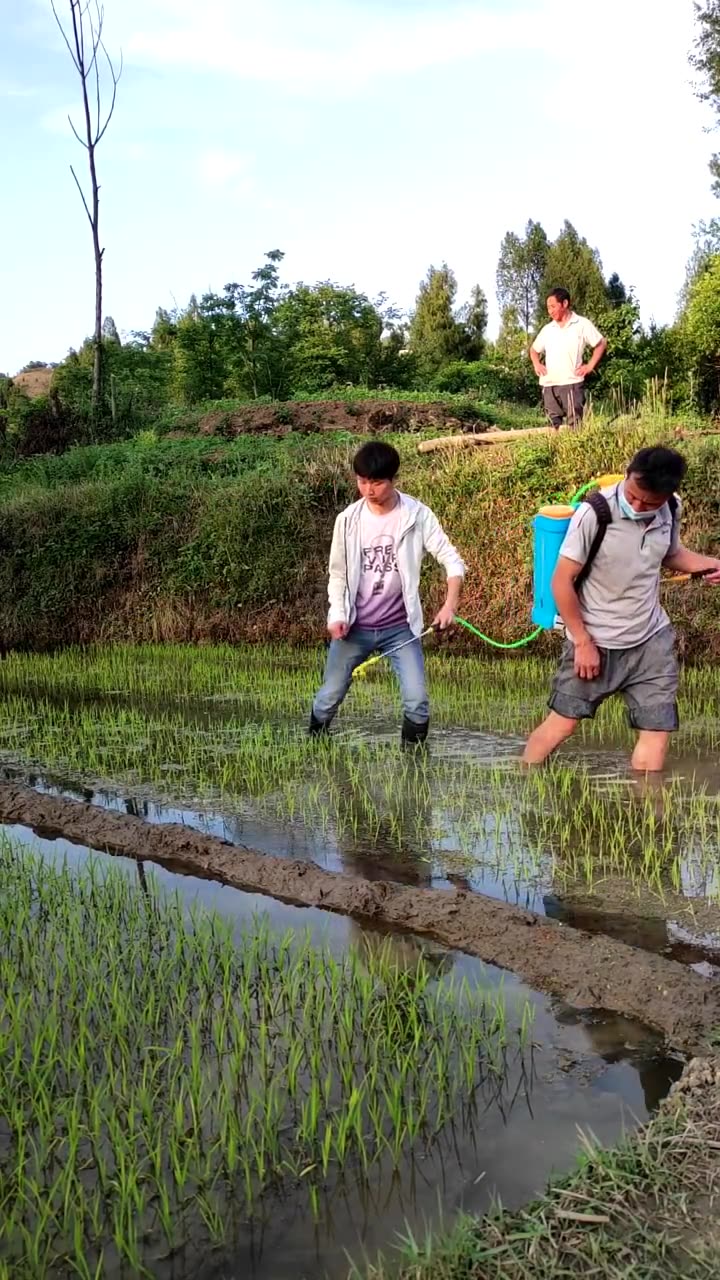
[454,615,542,649]
[569,479,595,503]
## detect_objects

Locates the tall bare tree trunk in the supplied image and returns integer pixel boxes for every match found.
[90,144,103,413]
[51,0,122,428]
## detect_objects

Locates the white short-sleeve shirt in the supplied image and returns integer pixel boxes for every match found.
[532,313,603,387]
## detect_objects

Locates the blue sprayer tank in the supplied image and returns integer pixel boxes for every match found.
[531,504,577,629]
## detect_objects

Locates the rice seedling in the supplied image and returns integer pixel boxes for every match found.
[0,837,533,1278]
[1,644,720,946]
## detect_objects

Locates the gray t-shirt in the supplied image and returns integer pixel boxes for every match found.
[559,484,681,649]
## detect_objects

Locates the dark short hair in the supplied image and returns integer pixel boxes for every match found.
[547,287,571,306]
[627,446,687,495]
[353,441,400,481]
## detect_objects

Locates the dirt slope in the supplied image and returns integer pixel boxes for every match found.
[12,367,54,397]
[196,398,497,438]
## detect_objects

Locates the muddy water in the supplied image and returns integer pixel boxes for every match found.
[7,740,720,975]
[6,820,684,1280]
[2,671,720,975]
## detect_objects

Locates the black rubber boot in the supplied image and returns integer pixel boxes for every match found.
[400,716,429,749]
[308,711,331,738]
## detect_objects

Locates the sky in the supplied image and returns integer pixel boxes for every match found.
[0,0,717,374]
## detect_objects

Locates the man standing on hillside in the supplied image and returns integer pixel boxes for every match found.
[523,447,720,771]
[530,288,607,429]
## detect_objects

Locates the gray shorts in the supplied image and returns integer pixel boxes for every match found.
[548,625,679,731]
[542,384,585,429]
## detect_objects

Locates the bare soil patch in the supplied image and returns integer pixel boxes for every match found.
[197,399,495,438]
[12,367,54,397]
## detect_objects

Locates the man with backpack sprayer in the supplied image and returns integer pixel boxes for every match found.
[523,447,720,771]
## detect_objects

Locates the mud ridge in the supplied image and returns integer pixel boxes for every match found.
[2,781,719,1054]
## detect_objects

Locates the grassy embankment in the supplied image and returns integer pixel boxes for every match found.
[0,405,718,655]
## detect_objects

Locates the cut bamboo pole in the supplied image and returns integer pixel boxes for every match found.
[418,426,553,454]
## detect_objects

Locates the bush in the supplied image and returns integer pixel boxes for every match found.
[51,341,173,442]
[432,357,538,404]
[0,386,71,457]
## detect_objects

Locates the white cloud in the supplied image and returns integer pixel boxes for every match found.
[100,0,704,130]
[119,0,554,90]
[197,147,254,192]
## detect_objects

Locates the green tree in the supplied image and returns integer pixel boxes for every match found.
[682,253,720,408]
[496,220,549,333]
[691,1,720,193]
[102,316,121,345]
[679,219,720,311]
[458,284,488,359]
[166,252,287,402]
[593,295,644,396]
[223,250,287,398]
[638,323,688,402]
[150,307,178,351]
[408,264,465,378]
[538,221,608,323]
[170,293,235,404]
[53,336,171,435]
[495,305,527,359]
[605,273,628,307]
[274,282,388,392]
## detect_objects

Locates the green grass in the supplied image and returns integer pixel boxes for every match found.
[0,838,532,1278]
[355,1058,720,1279]
[0,410,719,652]
[0,431,347,500]
[0,391,538,504]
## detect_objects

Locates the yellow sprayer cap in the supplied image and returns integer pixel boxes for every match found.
[592,473,624,488]
[538,504,576,518]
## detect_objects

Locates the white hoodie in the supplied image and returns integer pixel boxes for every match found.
[327,491,466,637]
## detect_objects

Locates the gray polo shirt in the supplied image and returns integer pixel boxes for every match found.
[559,483,681,649]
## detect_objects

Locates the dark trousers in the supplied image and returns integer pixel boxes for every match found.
[542,383,585,429]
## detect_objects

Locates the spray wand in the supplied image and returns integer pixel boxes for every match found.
[352,627,435,680]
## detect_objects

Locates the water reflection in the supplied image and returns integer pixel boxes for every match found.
[5,745,720,970]
[0,815,686,1280]
[549,1000,685,1113]
[530,768,720,961]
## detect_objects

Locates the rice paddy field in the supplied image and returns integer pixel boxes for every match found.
[1,640,718,1277]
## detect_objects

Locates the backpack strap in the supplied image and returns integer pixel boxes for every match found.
[573,490,613,592]
[573,490,679,594]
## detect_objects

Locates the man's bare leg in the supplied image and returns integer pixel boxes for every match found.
[522,711,578,765]
[630,730,670,773]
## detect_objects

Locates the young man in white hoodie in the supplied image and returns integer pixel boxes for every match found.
[309,442,465,746]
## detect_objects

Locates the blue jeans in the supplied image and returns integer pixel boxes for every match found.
[312,623,429,727]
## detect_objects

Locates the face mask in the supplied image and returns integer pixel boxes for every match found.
[618,484,657,522]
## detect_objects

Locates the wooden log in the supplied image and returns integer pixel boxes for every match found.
[418,426,553,453]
